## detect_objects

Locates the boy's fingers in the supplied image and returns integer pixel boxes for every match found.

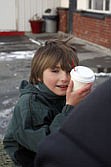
[67,80,73,93]
[78,83,92,94]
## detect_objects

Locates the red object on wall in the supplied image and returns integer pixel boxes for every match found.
[29,20,43,34]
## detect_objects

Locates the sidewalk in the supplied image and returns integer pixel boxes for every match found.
[0,140,15,167]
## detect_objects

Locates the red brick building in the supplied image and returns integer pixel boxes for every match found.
[57,0,111,49]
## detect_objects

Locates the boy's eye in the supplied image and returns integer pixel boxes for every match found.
[67,71,70,74]
[51,69,59,73]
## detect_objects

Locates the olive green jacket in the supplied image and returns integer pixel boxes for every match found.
[3,80,73,163]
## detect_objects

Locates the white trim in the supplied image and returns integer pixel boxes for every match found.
[86,9,111,14]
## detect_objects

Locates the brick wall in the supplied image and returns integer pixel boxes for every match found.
[57,8,111,49]
[73,12,111,48]
[57,8,69,33]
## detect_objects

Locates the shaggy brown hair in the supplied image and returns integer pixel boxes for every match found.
[29,39,79,84]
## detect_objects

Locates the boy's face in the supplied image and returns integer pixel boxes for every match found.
[42,63,71,96]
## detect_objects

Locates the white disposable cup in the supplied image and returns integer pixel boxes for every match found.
[70,66,95,91]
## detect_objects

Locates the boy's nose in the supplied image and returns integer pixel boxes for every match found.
[61,72,69,82]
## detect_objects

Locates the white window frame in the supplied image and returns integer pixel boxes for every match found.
[86,0,111,13]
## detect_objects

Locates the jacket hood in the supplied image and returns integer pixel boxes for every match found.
[19,80,38,96]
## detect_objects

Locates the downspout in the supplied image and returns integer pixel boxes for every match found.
[68,0,77,33]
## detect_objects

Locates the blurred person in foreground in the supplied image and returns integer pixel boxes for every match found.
[34,77,111,167]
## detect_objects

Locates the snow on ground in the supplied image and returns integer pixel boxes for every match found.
[0,50,35,61]
[0,50,36,138]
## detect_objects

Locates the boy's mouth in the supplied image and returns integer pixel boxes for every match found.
[56,85,68,88]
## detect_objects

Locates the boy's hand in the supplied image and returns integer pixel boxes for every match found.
[66,80,92,106]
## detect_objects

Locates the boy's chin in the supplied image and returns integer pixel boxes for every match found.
[54,91,66,96]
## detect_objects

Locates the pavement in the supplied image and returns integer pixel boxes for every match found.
[0,31,111,166]
[0,35,38,52]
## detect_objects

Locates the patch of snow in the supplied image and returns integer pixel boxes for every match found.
[0,50,35,61]
[95,72,111,77]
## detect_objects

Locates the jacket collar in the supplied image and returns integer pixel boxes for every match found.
[35,82,66,100]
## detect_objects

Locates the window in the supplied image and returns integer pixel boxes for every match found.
[105,0,110,10]
[88,0,111,12]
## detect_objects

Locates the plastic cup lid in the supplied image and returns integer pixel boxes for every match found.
[70,66,95,83]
